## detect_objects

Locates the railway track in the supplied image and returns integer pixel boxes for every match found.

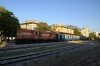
[73,44,100,66]
[0,42,67,53]
[50,44,100,66]
[0,43,86,66]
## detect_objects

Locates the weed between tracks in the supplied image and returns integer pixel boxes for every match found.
[33,46,91,66]
[0,43,78,58]
[34,44,99,66]
[70,48,89,55]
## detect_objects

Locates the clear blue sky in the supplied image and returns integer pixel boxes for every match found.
[0,0,100,32]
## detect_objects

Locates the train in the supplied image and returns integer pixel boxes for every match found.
[15,28,88,44]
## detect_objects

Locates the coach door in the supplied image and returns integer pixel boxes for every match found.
[60,35,62,40]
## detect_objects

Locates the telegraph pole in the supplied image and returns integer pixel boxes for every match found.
[26,19,27,29]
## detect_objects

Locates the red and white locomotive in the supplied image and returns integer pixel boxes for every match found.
[15,28,56,44]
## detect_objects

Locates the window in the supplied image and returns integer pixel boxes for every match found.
[68,36,69,38]
[33,32,35,35]
[72,36,73,38]
[61,26,62,29]
[39,33,41,37]
[33,32,38,35]
[50,33,52,36]
[65,35,66,38]
[35,32,37,35]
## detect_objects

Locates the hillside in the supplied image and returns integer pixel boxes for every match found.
[67,25,81,30]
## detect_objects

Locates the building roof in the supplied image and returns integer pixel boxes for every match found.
[20,20,39,25]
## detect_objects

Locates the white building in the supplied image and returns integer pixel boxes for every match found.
[93,31,100,38]
[80,27,89,37]
[20,20,39,30]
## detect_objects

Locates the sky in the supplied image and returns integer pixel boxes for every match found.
[0,0,100,32]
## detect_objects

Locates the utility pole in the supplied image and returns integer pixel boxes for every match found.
[26,19,27,29]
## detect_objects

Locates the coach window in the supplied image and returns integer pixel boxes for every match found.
[37,32,39,36]
[66,35,67,38]
[33,32,35,35]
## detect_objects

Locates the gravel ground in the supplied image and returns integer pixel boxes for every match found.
[5,42,94,66]
[36,43,95,66]
[0,41,97,66]
[52,44,100,66]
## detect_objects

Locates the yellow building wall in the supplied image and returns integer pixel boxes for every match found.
[55,26,68,33]
[52,25,74,34]
[70,29,74,34]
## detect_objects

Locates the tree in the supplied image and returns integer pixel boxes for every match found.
[98,33,100,40]
[99,33,100,36]
[0,6,20,41]
[89,33,96,40]
[35,22,51,31]
[74,29,81,36]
